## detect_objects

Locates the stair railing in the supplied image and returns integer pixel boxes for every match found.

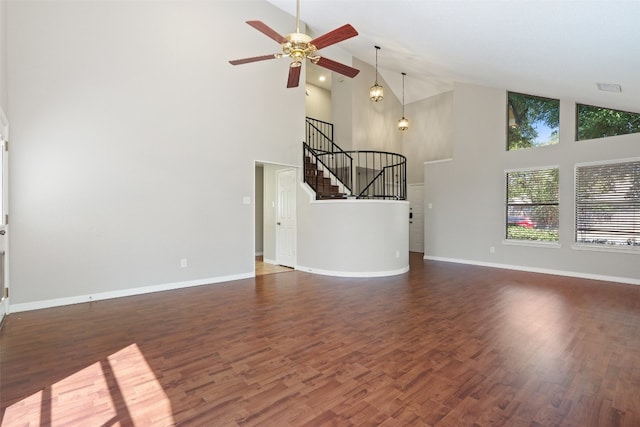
[305,117,333,152]
[304,143,352,198]
[304,117,407,200]
[353,151,407,200]
[305,118,353,193]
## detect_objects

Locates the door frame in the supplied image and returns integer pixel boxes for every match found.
[0,107,9,325]
[254,161,298,272]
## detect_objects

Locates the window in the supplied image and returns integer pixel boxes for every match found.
[506,168,559,242]
[576,159,640,248]
[507,92,559,151]
[576,103,640,141]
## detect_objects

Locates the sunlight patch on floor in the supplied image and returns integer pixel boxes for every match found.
[1,389,44,426]
[2,344,174,426]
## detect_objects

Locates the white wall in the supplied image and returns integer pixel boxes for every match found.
[7,1,305,308]
[331,74,353,150]
[425,82,640,283]
[0,0,6,112]
[351,58,402,154]
[305,83,331,123]
[403,91,453,184]
[333,56,453,186]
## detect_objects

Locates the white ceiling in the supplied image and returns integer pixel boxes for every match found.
[266,0,640,111]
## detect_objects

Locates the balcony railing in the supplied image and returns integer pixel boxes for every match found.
[351,151,406,200]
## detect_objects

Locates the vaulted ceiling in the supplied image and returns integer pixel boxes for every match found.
[266,0,640,112]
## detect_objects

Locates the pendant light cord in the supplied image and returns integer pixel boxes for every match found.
[374,46,380,84]
[401,72,406,116]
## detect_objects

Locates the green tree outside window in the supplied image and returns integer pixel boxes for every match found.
[507,92,559,151]
[577,104,640,141]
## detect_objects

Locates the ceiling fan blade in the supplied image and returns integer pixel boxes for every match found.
[229,54,278,65]
[310,24,358,50]
[287,64,302,88]
[315,57,360,78]
[246,20,287,44]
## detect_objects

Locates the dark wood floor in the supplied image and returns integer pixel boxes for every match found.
[2,253,640,426]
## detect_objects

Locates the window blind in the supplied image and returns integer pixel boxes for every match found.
[506,168,559,241]
[576,160,640,247]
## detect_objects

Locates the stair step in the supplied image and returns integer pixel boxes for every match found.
[304,154,347,200]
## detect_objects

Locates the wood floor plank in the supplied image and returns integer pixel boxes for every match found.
[2,253,640,426]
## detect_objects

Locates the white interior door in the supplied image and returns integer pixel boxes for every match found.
[276,168,296,268]
[0,110,8,325]
[408,184,425,253]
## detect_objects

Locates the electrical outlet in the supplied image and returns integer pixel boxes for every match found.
[489,246,495,254]
[180,258,188,268]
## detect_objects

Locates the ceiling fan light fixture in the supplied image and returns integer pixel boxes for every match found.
[369,46,384,102]
[398,72,409,131]
[228,0,360,88]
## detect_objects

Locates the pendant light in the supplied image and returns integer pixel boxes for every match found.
[369,46,384,102]
[398,72,409,131]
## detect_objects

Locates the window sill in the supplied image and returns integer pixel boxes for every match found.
[502,239,561,249]
[572,244,640,255]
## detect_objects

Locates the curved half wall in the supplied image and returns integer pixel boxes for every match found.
[297,186,410,277]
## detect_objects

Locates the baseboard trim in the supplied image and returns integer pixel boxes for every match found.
[9,272,255,313]
[423,255,640,286]
[296,264,409,278]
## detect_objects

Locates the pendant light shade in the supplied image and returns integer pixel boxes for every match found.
[398,72,409,131]
[398,116,409,131]
[369,46,384,102]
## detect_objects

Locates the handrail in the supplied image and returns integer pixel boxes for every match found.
[305,117,333,150]
[351,151,407,200]
[305,117,352,193]
[304,117,407,200]
[304,143,352,199]
[304,145,406,200]
[358,168,386,197]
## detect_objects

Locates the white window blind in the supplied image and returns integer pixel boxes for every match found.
[576,160,640,247]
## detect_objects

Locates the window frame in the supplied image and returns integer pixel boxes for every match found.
[504,166,560,246]
[506,91,560,151]
[575,103,640,142]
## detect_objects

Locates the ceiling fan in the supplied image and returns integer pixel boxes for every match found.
[228,0,360,88]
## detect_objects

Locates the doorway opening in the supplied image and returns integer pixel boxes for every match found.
[254,162,298,276]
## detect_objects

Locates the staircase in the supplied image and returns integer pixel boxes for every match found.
[304,156,347,199]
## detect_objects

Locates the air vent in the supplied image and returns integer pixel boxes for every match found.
[596,83,622,93]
